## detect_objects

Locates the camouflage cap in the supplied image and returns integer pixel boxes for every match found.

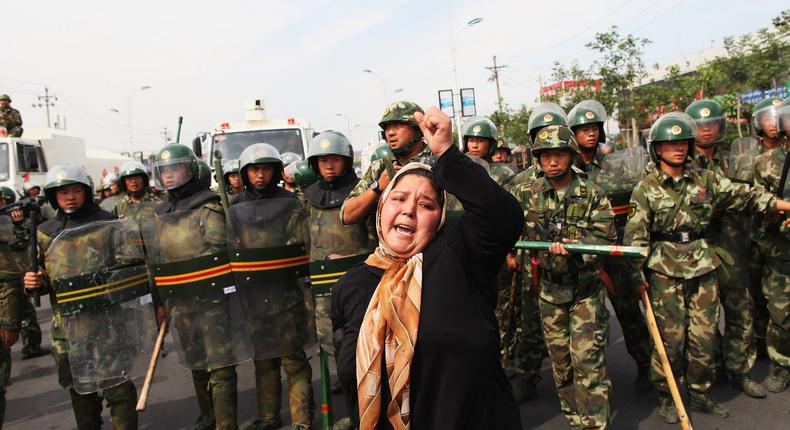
[378,101,424,130]
[752,97,783,136]
[0,94,10,102]
[528,102,569,140]
[0,186,16,204]
[531,125,580,156]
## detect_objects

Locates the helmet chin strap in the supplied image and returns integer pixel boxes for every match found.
[545,168,570,180]
[129,189,146,198]
[391,129,423,156]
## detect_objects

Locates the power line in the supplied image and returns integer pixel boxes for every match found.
[32,87,58,128]
[485,55,507,112]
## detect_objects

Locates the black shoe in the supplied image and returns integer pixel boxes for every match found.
[21,346,50,360]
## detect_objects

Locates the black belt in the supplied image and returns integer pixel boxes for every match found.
[651,231,701,244]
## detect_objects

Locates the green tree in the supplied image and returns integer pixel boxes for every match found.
[490,103,532,147]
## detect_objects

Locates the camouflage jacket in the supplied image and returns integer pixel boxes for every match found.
[113,190,161,221]
[625,166,776,282]
[340,143,435,222]
[0,107,23,137]
[511,172,616,304]
[0,217,28,330]
[752,146,790,251]
[575,150,605,175]
[691,150,729,177]
[489,162,516,188]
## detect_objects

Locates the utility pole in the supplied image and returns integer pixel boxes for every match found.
[32,86,57,128]
[485,55,507,112]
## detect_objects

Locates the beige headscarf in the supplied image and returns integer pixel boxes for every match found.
[356,162,446,430]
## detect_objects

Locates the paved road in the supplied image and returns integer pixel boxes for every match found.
[5,300,789,429]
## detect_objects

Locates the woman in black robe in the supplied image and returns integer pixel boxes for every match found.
[331,107,524,429]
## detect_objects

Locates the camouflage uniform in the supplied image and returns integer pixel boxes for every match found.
[625,153,777,400]
[511,126,616,429]
[751,145,790,390]
[113,190,161,222]
[0,217,27,428]
[0,106,23,137]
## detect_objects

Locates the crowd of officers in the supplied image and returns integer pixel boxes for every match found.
[0,95,788,430]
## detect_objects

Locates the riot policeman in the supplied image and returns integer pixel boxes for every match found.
[113,160,161,222]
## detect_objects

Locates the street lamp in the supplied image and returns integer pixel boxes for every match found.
[127,85,151,154]
[451,17,483,148]
[336,113,352,137]
[362,69,389,107]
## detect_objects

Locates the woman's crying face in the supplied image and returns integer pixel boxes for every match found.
[380,174,442,259]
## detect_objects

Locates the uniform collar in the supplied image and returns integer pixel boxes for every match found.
[538,171,583,198]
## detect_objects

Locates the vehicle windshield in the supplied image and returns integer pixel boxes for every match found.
[212,129,304,162]
[0,143,9,181]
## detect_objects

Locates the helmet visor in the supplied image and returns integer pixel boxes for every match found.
[154,160,194,190]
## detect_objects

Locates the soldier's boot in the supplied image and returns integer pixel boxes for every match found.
[210,366,238,430]
[729,373,767,398]
[68,389,104,430]
[104,381,138,430]
[764,364,790,393]
[657,392,678,424]
[635,364,653,393]
[282,352,314,429]
[689,391,728,418]
[20,300,47,360]
[190,370,216,430]
[250,359,283,430]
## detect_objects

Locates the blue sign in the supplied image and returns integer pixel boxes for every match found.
[438,90,455,117]
[460,88,476,117]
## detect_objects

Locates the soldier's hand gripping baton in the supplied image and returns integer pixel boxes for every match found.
[640,289,693,430]
[29,202,41,307]
[514,241,648,258]
[136,320,168,411]
[372,145,397,179]
[213,150,231,215]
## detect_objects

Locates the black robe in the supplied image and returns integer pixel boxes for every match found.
[331,145,524,429]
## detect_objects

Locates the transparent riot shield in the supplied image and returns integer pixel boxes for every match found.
[0,216,26,278]
[46,219,156,394]
[728,137,760,183]
[596,145,650,235]
[143,207,253,370]
[120,200,159,227]
[227,198,315,360]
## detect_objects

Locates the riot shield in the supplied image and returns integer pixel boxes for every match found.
[0,216,26,277]
[227,198,316,360]
[143,207,253,370]
[728,137,760,183]
[46,219,156,394]
[120,200,159,227]
[596,145,650,235]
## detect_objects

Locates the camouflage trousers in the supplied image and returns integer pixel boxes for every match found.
[539,286,611,430]
[648,271,718,394]
[0,344,9,429]
[601,257,651,370]
[758,255,790,369]
[51,337,138,430]
[314,296,334,355]
[511,272,545,385]
[19,296,42,356]
[253,351,314,427]
[749,241,770,347]
[190,366,239,430]
[712,252,756,375]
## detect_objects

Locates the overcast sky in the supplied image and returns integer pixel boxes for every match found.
[2,0,783,154]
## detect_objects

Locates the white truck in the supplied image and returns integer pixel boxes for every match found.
[192,99,315,169]
[0,128,130,197]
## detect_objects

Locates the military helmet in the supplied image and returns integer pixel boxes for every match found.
[0,186,16,204]
[568,100,607,143]
[462,117,499,157]
[101,173,118,191]
[531,125,581,157]
[752,97,783,137]
[777,105,790,138]
[23,179,42,194]
[197,160,212,187]
[378,101,424,130]
[528,102,569,141]
[117,160,150,192]
[0,94,10,102]
[222,159,240,177]
[685,99,727,146]
[280,152,303,166]
[44,164,93,208]
[647,112,696,164]
[307,130,353,175]
[152,144,199,191]
[292,159,317,188]
[239,143,283,190]
[495,138,516,154]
